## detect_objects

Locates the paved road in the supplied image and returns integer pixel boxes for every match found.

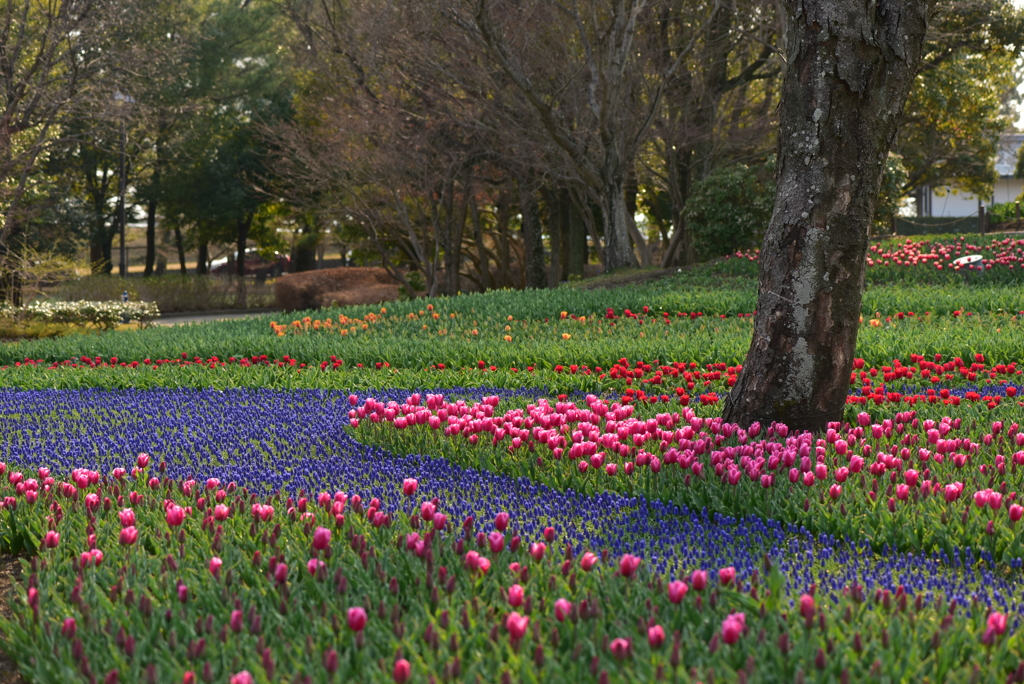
[150,310,274,326]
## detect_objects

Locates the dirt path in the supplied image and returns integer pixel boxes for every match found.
[0,557,24,683]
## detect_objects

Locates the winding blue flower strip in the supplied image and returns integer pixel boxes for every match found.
[1,387,1021,623]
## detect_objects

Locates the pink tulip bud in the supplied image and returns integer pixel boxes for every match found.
[668,580,688,604]
[230,610,243,633]
[392,659,411,684]
[507,584,525,607]
[177,584,188,604]
[312,526,331,551]
[829,484,842,500]
[691,570,707,591]
[648,625,666,649]
[209,557,223,577]
[402,478,418,496]
[43,530,59,549]
[347,606,367,631]
[494,512,510,531]
[554,598,572,622]
[62,617,77,639]
[307,558,325,576]
[274,563,288,584]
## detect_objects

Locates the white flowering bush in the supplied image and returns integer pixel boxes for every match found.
[0,300,160,329]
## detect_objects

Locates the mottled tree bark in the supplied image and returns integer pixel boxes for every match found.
[723,0,931,433]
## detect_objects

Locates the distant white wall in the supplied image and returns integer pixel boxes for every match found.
[922,178,1024,218]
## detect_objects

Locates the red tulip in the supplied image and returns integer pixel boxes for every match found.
[668,580,688,604]
[347,606,367,631]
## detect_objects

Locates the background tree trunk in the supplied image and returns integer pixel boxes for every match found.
[144,199,157,276]
[723,0,930,433]
[519,182,547,289]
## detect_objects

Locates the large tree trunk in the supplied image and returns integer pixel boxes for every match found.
[722,0,930,433]
[519,182,547,289]
[601,175,638,271]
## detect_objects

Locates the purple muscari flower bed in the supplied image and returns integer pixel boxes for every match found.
[0,387,1021,622]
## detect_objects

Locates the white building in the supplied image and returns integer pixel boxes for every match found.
[917,132,1024,217]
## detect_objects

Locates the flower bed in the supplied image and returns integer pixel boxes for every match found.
[0,301,160,329]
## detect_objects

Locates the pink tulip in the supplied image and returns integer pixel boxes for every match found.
[420,501,435,520]
[944,483,962,502]
[507,584,524,607]
[402,478,418,496]
[488,531,505,553]
[668,580,688,604]
[799,594,815,619]
[118,509,135,527]
[61,617,76,638]
[42,530,59,549]
[177,584,188,603]
[229,672,254,684]
[505,612,529,641]
[494,511,510,531]
[136,454,150,469]
[721,613,744,644]
[896,484,909,501]
[347,606,367,631]
[974,490,991,508]
[183,673,196,684]
[619,554,641,578]
[432,512,447,530]
[1010,504,1023,522]
[166,505,185,527]
[987,612,1008,639]
[393,658,411,684]
[648,624,666,649]
[119,526,138,546]
[990,492,1003,510]
[307,558,325,576]
[209,557,223,577]
[691,570,707,591]
[580,552,598,572]
[312,526,331,551]
[274,563,288,584]
[230,609,243,633]
[554,598,572,622]
[718,566,735,586]
[609,637,631,660]
[214,504,230,521]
